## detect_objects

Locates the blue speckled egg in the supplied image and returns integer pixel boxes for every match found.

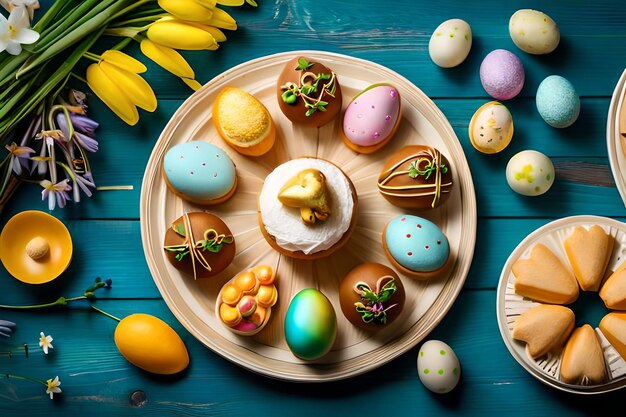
[284,288,337,360]
[536,75,580,128]
[163,141,236,203]
[384,215,450,273]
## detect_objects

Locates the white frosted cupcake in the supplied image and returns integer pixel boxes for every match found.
[258,158,357,259]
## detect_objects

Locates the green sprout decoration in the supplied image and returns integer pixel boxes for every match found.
[163,222,233,262]
[408,158,448,181]
[353,276,398,325]
[280,57,337,117]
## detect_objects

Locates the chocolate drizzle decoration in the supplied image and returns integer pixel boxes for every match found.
[378,147,452,209]
[163,212,234,280]
[280,57,337,117]
[353,275,398,325]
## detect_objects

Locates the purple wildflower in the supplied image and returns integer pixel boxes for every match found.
[40,179,72,210]
[55,112,99,153]
[5,142,34,175]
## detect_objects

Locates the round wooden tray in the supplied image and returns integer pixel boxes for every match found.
[496,216,626,394]
[607,68,626,206]
[140,51,477,381]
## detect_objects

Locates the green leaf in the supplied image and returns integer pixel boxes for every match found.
[305,107,316,117]
[246,0,258,6]
[296,57,313,71]
[173,221,186,237]
[281,89,297,104]
[318,73,330,80]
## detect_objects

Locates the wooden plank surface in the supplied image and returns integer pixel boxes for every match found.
[1,0,626,415]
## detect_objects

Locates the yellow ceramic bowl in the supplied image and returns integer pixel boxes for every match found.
[0,211,73,284]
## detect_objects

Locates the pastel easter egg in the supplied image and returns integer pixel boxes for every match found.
[509,9,560,55]
[284,288,337,360]
[428,18,472,68]
[505,150,555,196]
[468,101,514,154]
[480,50,525,100]
[383,215,450,280]
[536,75,580,128]
[417,340,461,394]
[163,141,236,205]
[341,84,401,154]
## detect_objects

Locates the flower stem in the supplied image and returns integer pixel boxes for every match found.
[82,51,101,62]
[0,297,69,310]
[90,305,121,322]
[3,373,46,386]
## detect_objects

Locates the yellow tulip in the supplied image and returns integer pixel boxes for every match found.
[158,0,214,22]
[86,64,139,126]
[140,39,195,79]
[216,0,244,6]
[99,62,157,112]
[182,78,203,91]
[147,20,218,50]
[198,0,217,7]
[189,23,227,42]
[207,8,237,30]
[100,50,147,74]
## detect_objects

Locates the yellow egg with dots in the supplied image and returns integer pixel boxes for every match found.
[114,314,189,375]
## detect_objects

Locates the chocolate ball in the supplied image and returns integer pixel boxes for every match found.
[377,145,453,210]
[163,212,236,278]
[276,56,342,127]
[339,263,405,330]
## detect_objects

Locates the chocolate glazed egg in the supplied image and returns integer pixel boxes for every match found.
[377,145,453,210]
[339,263,405,331]
[163,212,236,279]
[276,56,342,127]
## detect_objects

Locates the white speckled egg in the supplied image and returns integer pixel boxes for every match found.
[506,150,555,196]
[429,19,472,68]
[509,9,560,55]
[468,101,514,154]
[417,340,461,394]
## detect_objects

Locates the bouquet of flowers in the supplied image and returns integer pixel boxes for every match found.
[0,0,255,211]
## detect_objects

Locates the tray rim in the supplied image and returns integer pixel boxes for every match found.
[606,69,626,207]
[139,50,477,382]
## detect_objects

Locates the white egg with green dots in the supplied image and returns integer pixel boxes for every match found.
[505,150,555,196]
[417,340,461,394]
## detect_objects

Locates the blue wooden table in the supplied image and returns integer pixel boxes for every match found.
[2,0,626,415]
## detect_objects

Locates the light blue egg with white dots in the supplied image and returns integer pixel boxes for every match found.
[417,340,461,394]
[536,75,580,128]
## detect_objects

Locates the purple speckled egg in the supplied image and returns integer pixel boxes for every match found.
[342,84,401,149]
[479,49,525,100]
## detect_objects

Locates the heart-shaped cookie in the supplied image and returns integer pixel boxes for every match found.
[599,312,626,361]
[512,304,575,358]
[564,225,614,291]
[513,243,579,304]
[278,169,331,225]
[560,324,607,385]
[599,267,626,310]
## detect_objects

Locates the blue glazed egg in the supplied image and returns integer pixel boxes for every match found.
[284,288,337,360]
[384,215,450,277]
[163,141,236,203]
[536,75,580,128]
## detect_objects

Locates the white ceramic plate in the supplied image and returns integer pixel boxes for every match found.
[140,51,477,381]
[607,69,626,206]
[497,215,626,394]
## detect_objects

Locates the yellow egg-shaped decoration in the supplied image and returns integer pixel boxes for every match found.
[114,314,189,375]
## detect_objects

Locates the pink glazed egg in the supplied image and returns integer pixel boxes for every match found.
[479,49,525,100]
[341,84,401,154]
